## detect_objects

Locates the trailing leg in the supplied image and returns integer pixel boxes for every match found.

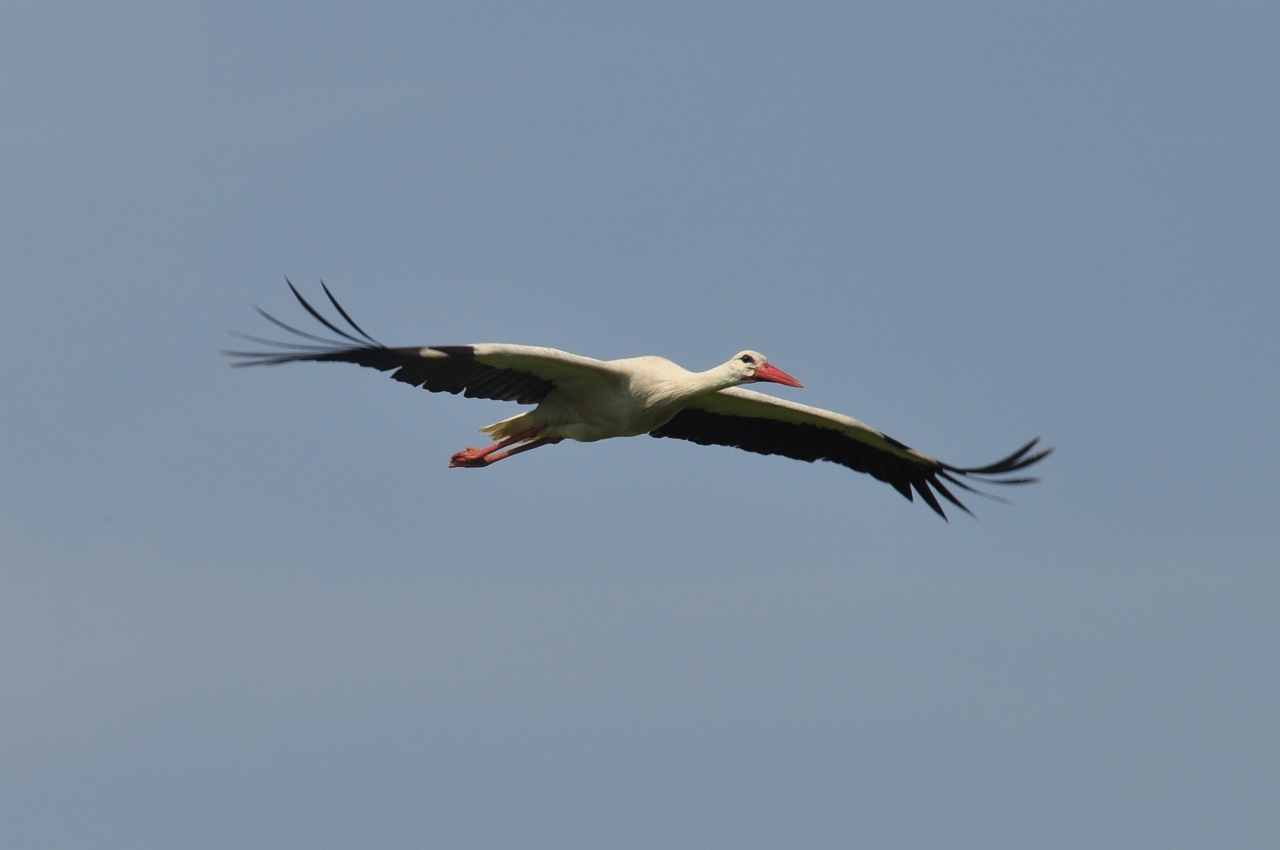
[449,428,559,468]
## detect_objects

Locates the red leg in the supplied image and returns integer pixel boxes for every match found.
[449,428,549,468]
[482,436,562,464]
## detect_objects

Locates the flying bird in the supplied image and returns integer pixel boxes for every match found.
[225,283,1051,518]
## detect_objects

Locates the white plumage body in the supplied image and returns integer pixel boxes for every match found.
[479,354,742,443]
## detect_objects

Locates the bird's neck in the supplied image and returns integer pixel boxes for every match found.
[689,363,746,395]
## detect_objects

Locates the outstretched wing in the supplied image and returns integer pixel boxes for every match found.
[224,282,614,405]
[651,386,1051,519]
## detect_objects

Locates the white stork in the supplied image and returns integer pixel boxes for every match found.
[225,283,1050,519]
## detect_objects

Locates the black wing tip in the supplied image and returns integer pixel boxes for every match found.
[320,280,379,344]
[225,281,388,365]
[855,433,1052,520]
[945,437,1053,479]
[282,280,380,346]
[877,437,1051,520]
[918,437,1052,519]
[930,475,975,519]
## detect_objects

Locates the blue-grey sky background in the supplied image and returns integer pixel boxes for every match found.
[2,2,1277,848]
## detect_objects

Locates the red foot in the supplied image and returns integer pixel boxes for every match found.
[449,447,492,468]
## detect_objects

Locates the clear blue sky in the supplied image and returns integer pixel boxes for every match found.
[2,2,1277,848]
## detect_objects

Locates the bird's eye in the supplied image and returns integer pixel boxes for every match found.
[740,355,755,364]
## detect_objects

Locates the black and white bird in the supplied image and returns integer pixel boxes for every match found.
[225,283,1051,518]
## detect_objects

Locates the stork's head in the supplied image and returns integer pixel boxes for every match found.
[728,350,805,388]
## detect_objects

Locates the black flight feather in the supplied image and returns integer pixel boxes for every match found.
[224,283,556,405]
[650,409,1051,519]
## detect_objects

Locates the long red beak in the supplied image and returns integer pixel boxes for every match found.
[753,363,805,388]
